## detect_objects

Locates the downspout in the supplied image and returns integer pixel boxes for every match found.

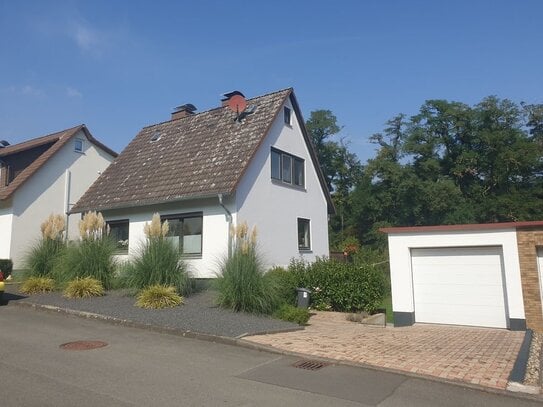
[218,194,233,258]
[63,170,71,242]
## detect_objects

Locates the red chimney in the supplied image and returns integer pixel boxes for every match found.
[221,91,245,107]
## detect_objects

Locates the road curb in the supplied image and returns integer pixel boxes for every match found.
[11,300,302,348]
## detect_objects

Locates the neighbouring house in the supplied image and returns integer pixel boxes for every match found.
[71,88,334,278]
[0,125,117,268]
[381,221,543,332]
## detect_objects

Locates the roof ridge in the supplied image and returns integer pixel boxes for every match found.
[1,124,83,148]
[141,88,293,130]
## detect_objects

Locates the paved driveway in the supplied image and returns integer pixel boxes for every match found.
[243,311,525,390]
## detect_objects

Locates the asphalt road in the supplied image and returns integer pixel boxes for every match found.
[0,305,540,407]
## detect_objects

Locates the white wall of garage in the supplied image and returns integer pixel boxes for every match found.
[387,228,525,325]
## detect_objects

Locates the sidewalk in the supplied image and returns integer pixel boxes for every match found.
[243,311,526,390]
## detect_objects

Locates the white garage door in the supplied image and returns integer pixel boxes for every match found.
[411,247,507,328]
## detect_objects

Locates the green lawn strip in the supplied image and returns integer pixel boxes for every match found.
[380,294,393,323]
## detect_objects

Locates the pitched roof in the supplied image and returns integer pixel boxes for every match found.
[72,88,334,213]
[0,125,117,201]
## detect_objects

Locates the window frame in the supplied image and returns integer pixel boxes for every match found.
[297,218,311,251]
[160,212,203,257]
[270,147,305,188]
[284,106,292,126]
[74,138,84,153]
[106,219,130,254]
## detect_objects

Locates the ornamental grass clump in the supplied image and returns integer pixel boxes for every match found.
[20,276,55,294]
[135,285,183,309]
[216,222,279,314]
[125,214,191,295]
[63,277,104,298]
[25,214,66,278]
[55,211,116,289]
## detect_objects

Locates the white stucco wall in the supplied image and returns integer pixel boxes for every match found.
[235,96,329,269]
[0,204,13,259]
[9,130,115,267]
[102,197,232,278]
[387,229,525,321]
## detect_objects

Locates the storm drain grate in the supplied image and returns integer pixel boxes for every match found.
[292,359,330,371]
[60,340,108,351]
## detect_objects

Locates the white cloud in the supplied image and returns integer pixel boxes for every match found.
[73,24,101,52]
[66,87,83,98]
[8,85,44,97]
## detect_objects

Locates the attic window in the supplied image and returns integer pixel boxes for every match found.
[74,138,84,153]
[284,107,292,126]
[150,131,162,142]
[271,148,305,188]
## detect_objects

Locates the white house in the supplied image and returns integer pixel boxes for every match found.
[0,125,117,268]
[382,221,543,332]
[72,88,334,278]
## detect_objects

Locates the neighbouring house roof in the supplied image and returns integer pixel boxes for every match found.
[380,220,543,234]
[0,125,117,201]
[72,88,334,214]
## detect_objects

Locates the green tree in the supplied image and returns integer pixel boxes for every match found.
[305,110,362,245]
[351,97,543,248]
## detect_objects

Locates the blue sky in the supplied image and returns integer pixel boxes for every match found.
[1,1,542,163]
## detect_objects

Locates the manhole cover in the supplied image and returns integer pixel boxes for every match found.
[292,359,330,371]
[60,340,108,351]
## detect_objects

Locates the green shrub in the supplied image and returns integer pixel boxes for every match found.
[20,277,55,294]
[0,259,13,278]
[123,214,191,295]
[273,304,310,325]
[216,223,279,314]
[25,238,66,278]
[292,258,386,313]
[56,237,117,289]
[125,238,191,295]
[63,277,104,298]
[264,266,299,306]
[135,285,183,309]
[24,214,66,278]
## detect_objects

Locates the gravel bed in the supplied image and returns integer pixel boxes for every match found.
[4,285,300,338]
[524,331,542,386]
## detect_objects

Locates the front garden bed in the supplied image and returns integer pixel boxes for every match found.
[4,284,300,338]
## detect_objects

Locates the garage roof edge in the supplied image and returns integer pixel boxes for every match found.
[380,220,543,234]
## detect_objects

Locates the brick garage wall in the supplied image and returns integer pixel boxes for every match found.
[516,228,543,332]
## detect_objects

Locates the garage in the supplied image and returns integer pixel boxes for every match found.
[380,221,543,331]
[411,247,507,328]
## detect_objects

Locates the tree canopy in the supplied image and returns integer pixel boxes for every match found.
[350,96,543,247]
[306,97,543,250]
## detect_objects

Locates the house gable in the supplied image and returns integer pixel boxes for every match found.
[0,125,117,202]
[2,126,116,266]
[234,93,330,267]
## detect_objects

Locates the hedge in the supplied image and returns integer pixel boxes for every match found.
[0,259,13,277]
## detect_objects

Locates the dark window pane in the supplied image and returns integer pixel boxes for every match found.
[161,214,202,255]
[284,107,291,125]
[183,217,202,254]
[107,220,129,253]
[294,158,304,187]
[297,218,311,250]
[282,154,292,183]
[271,150,281,180]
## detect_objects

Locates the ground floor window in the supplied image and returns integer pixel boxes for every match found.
[161,213,203,256]
[106,220,129,253]
[297,218,311,251]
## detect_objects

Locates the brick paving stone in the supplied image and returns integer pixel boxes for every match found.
[242,311,524,390]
